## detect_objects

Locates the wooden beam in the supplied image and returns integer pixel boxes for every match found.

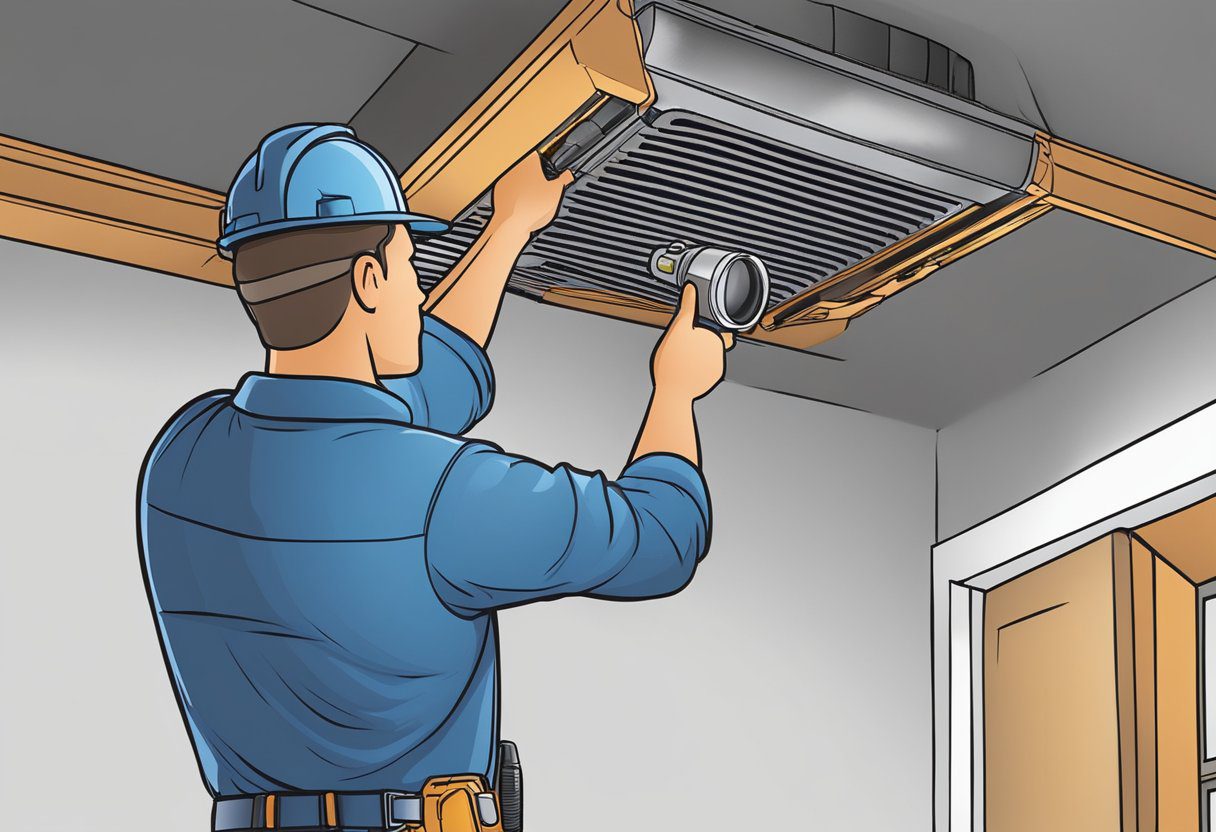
[1029,132,1216,259]
[399,0,653,222]
[0,133,228,285]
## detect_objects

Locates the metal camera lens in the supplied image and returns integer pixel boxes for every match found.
[717,255,767,330]
[648,242,770,331]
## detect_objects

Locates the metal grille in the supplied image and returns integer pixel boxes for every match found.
[414,112,968,309]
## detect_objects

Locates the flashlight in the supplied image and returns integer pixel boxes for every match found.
[648,242,770,331]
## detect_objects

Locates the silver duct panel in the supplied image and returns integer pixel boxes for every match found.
[414,0,1039,317]
[416,110,967,310]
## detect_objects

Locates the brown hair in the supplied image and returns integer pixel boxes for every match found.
[232,224,396,350]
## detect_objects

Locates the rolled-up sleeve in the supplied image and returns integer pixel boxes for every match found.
[424,443,711,616]
[381,315,494,435]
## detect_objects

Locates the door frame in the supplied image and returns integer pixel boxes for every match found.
[932,399,1216,830]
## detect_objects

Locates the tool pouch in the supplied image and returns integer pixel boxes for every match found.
[419,775,502,832]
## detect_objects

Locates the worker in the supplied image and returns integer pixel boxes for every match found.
[138,124,730,832]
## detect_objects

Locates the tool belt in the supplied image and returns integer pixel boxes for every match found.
[213,741,523,832]
[214,775,499,832]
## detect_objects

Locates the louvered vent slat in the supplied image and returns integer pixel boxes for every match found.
[568,181,866,263]
[414,112,968,310]
[548,208,829,286]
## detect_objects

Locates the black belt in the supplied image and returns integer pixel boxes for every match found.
[213,740,522,832]
[213,791,422,831]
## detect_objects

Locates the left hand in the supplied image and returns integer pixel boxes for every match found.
[491,152,574,236]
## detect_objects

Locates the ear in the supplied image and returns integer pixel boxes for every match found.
[350,252,384,313]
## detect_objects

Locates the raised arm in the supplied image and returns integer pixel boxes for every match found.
[630,283,734,466]
[426,442,711,615]
[423,153,573,347]
[423,286,731,615]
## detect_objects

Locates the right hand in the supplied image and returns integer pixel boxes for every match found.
[490,152,574,237]
[650,283,734,402]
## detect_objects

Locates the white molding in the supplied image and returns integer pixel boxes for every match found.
[949,582,979,831]
[970,590,985,832]
[932,397,1216,830]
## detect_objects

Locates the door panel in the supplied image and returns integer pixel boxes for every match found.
[984,536,1125,832]
[985,532,1198,831]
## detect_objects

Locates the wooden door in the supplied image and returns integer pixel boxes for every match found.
[984,532,1197,831]
[985,535,1125,831]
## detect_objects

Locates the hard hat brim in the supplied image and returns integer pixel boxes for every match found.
[217,212,451,259]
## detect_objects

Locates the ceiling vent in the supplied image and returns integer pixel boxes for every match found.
[403,0,1215,350]
[417,109,973,311]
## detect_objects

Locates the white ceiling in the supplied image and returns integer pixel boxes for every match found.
[0,0,412,190]
[727,210,1215,425]
[1,0,1212,427]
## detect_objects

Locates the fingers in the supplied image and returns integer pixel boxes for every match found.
[672,282,698,328]
[722,332,735,351]
[520,151,543,174]
[519,151,559,180]
[558,168,575,187]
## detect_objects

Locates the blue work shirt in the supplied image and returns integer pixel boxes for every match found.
[138,315,710,797]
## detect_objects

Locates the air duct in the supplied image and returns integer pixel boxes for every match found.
[403,0,1215,350]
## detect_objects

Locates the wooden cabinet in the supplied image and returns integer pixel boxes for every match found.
[984,532,1198,831]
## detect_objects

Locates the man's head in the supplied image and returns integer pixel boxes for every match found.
[218,124,448,376]
[232,221,426,373]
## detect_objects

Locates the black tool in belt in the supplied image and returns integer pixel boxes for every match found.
[496,740,523,832]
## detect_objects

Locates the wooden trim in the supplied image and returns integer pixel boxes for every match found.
[1030,132,1216,259]
[1113,533,1158,831]
[399,0,654,222]
[745,317,851,351]
[541,286,672,326]
[759,196,1053,338]
[764,205,979,323]
[539,285,851,350]
[1153,549,1200,832]
[0,133,228,285]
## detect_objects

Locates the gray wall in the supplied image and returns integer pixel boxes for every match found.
[0,238,935,831]
[937,268,1216,541]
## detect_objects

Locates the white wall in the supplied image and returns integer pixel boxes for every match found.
[0,238,935,831]
[937,271,1216,541]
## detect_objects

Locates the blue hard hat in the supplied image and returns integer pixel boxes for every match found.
[217,124,449,257]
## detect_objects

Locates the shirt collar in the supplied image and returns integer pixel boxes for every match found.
[231,373,414,424]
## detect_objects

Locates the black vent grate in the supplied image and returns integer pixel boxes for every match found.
[414,112,967,310]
